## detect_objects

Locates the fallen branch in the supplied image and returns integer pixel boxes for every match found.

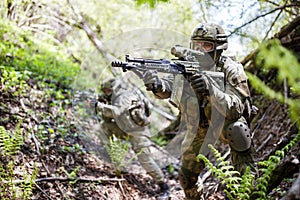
[31,131,41,155]
[267,159,299,194]
[34,183,55,200]
[66,0,117,76]
[118,180,126,198]
[256,134,273,153]
[41,160,64,198]
[4,176,125,184]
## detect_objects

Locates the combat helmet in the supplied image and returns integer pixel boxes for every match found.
[190,23,228,51]
[101,78,116,90]
[100,78,117,99]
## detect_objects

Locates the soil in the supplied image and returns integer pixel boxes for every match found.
[0,79,299,200]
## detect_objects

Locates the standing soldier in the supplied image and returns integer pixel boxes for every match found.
[95,78,170,200]
[142,23,257,199]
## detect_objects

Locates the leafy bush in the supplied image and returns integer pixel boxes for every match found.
[248,39,300,123]
[0,20,80,88]
[0,65,30,97]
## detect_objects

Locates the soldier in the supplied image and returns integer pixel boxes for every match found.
[142,23,257,199]
[95,78,170,200]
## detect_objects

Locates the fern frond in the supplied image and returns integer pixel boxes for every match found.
[104,135,135,175]
[0,125,23,157]
[197,144,253,200]
[217,160,231,168]
[253,130,300,199]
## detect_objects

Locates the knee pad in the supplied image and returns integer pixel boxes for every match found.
[224,120,251,152]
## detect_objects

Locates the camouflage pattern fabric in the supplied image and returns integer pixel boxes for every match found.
[146,55,257,197]
[98,84,165,183]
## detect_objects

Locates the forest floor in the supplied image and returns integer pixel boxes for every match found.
[1,79,299,200]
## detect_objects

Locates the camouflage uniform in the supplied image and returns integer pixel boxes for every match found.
[96,78,169,196]
[142,23,257,200]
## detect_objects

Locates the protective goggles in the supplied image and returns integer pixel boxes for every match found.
[191,40,215,52]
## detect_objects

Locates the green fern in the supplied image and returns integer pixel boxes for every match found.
[197,144,254,200]
[0,125,23,157]
[104,135,142,176]
[252,130,300,200]
[21,165,37,199]
[0,125,38,199]
[197,130,300,200]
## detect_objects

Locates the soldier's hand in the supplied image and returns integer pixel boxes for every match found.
[142,70,162,92]
[190,74,209,96]
[95,102,105,113]
[89,97,97,108]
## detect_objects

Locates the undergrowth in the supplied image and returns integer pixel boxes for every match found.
[197,145,254,200]
[0,20,80,89]
[0,125,38,200]
[197,128,300,200]
[104,135,142,176]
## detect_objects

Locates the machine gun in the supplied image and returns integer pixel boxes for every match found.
[111,45,224,107]
[111,46,204,76]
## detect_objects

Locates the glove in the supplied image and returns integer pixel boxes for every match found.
[89,97,97,109]
[142,70,162,92]
[95,101,105,113]
[190,74,209,96]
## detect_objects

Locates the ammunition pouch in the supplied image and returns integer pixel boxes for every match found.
[129,100,150,127]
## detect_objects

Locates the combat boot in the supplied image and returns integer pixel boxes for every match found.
[178,169,204,200]
[156,182,170,200]
[183,185,205,200]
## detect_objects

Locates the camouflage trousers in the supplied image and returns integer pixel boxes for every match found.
[179,125,206,200]
[231,144,257,175]
[100,120,165,183]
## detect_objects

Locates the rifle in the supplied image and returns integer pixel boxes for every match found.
[111,45,224,107]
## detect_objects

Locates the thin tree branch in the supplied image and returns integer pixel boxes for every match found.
[256,134,273,152]
[262,8,283,41]
[229,4,297,37]
[118,180,126,198]
[274,15,300,38]
[260,0,279,7]
[66,0,117,76]
[241,15,300,66]
[34,183,55,200]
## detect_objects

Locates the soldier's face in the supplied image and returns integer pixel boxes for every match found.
[192,40,214,52]
[102,88,112,97]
